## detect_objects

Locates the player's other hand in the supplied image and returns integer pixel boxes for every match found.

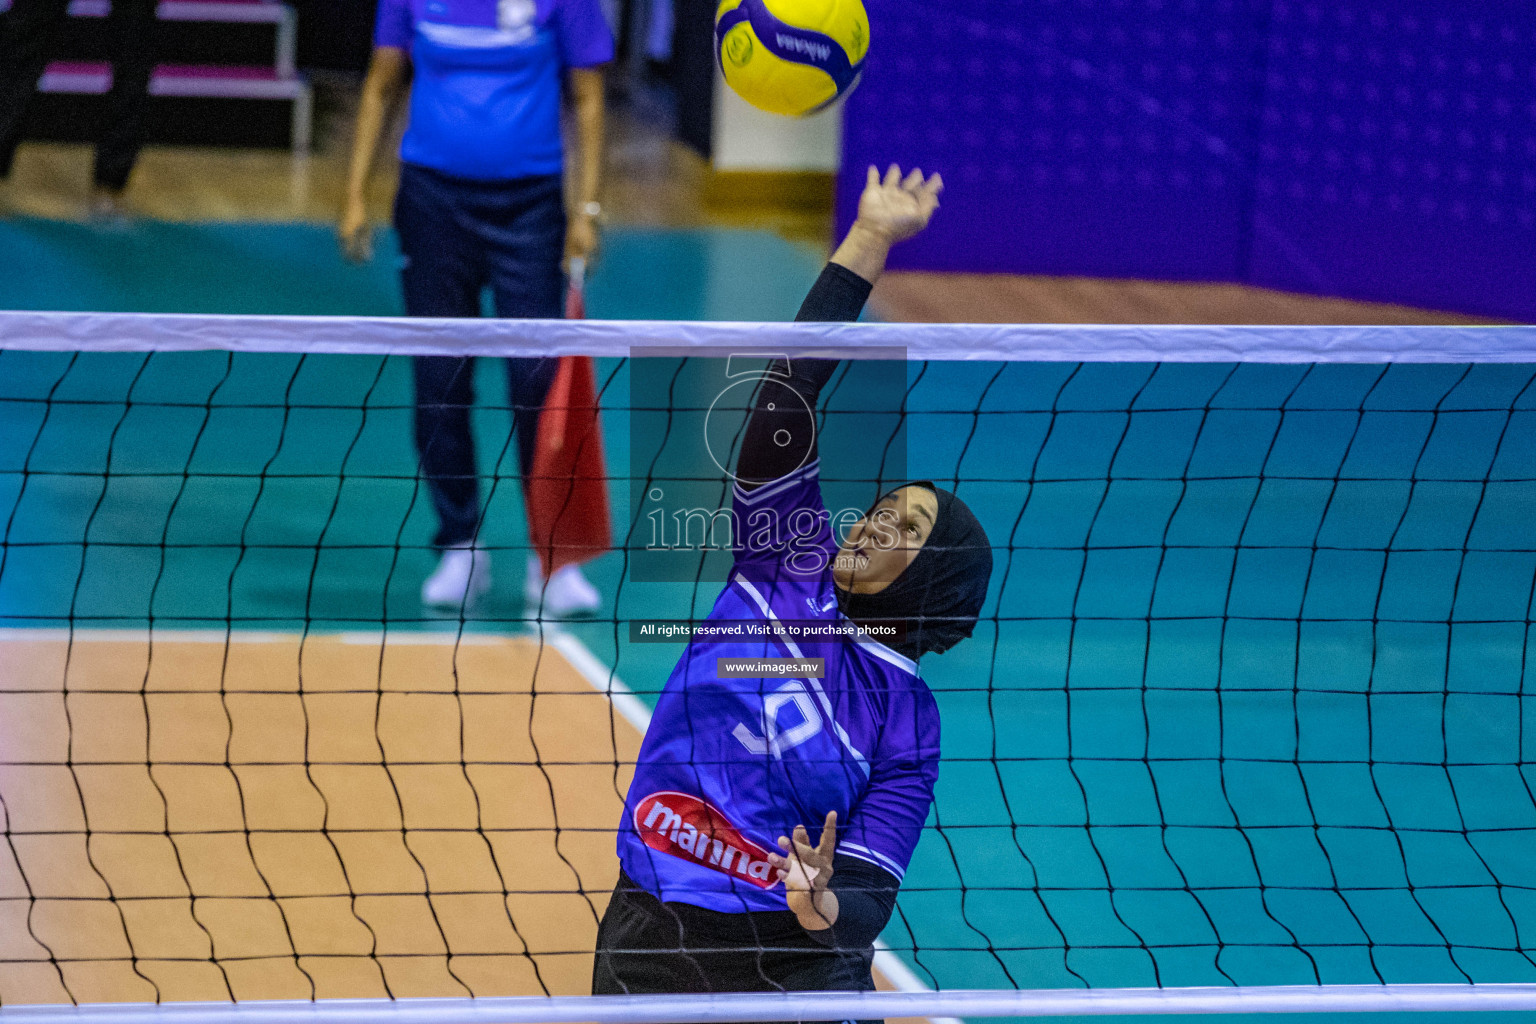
[338,197,373,264]
[854,164,942,246]
[770,810,837,925]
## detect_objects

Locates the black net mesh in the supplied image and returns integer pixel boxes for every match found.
[1,343,1533,1008]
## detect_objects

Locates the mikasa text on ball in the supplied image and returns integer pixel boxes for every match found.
[714,0,869,117]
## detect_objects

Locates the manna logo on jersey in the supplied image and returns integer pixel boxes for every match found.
[633,791,777,888]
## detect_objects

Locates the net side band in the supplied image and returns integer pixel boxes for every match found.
[4,987,1536,1024]
[2,311,1535,362]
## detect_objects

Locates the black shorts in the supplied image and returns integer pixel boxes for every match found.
[592,871,877,1024]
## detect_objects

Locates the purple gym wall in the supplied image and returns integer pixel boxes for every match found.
[838,0,1536,322]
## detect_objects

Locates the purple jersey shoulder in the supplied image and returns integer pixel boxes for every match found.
[731,459,838,579]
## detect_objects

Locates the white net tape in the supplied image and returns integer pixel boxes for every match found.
[4,310,1536,362]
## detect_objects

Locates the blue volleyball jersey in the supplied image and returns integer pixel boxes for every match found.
[374,0,613,182]
[618,461,942,912]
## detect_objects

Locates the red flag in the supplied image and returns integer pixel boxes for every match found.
[526,259,611,577]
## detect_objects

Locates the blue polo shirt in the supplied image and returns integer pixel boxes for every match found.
[375,0,613,182]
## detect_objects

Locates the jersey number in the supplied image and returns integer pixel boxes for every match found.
[733,680,824,758]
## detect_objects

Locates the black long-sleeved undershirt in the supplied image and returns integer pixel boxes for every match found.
[809,852,902,952]
[796,260,875,324]
[729,261,901,952]
[736,263,873,491]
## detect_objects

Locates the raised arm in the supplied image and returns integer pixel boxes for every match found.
[736,166,944,491]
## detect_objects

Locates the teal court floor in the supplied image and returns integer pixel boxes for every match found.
[1,217,1533,1023]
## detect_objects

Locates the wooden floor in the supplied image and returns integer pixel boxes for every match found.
[0,631,928,1012]
[0,632,639,1004]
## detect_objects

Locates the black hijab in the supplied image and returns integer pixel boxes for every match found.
[837,483,993,660]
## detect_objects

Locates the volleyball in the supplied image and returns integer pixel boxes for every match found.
[714,0,869,117]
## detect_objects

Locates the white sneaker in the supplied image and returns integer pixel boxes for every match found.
[422,546,491,608]
[524,553,602,618]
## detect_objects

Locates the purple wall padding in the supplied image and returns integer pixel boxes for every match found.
[1247,1,1536,321]
[838,0,1536,321]
[839,0,1266,282]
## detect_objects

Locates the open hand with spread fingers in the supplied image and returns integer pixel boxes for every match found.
[828,164,944,284]
[854,164,943,246]
[768,810,840,931]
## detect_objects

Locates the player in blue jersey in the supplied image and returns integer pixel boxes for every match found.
[593,166,995,1011]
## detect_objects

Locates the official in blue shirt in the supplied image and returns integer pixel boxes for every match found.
[340,0,613,612]
[594,167,995,1012]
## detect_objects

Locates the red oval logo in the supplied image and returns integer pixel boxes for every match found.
[633,791,778,889]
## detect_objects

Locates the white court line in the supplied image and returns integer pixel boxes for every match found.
[0,628,296,643]
[540,627,653,735]
[536,623,963,1024]
[1,627,539,647]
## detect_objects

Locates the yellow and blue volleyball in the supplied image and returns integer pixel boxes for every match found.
[714,0,869,117]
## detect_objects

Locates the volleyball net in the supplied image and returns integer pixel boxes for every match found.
[1,311,1535,1022]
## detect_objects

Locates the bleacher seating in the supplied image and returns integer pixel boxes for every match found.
[3,0,311,151]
